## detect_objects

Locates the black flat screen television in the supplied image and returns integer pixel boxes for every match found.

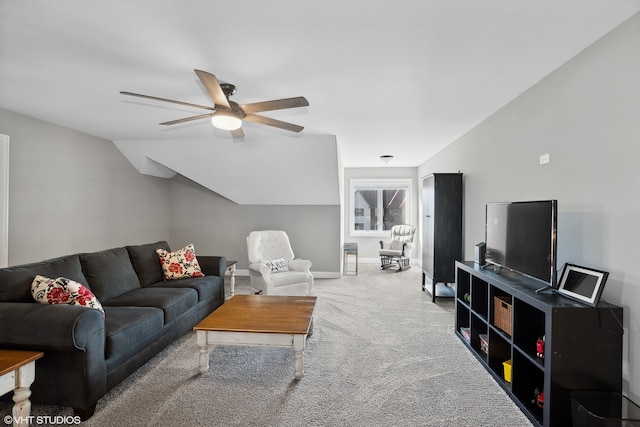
[485,200,558,286]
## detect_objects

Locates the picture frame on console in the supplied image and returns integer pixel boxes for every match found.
[556,263,609,307]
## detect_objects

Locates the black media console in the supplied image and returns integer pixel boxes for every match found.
[454,261,623,426]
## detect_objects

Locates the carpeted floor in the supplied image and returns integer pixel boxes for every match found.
[1,264,533,426]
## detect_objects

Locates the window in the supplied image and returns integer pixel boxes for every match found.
[350,179,411,236]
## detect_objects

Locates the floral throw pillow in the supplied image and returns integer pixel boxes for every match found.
[156,243,204,280]
[30,275,105,316]
[264,258,289,272]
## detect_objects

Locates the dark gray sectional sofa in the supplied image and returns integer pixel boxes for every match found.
[0,241,226,419]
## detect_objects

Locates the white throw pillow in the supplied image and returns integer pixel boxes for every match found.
[264,258,289,272]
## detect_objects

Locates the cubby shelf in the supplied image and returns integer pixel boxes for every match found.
[454,261,623,426]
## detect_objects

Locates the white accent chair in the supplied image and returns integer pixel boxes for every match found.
[379,224,416,271]
[246,230,314,296]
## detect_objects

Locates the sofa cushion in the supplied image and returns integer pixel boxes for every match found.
[103,287,198,324]
[31,275,105,316]
[269,270,311,287]
[156,244,204,280]
[379,249,403,257]
[126,241,171,287]
[0,255,86,302]
[81,247,141,302]
[103,306,164,363]
[147,275,223,302]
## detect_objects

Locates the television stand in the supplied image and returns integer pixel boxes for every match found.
[454,261,623,426]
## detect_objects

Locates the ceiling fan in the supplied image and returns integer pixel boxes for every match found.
[120,69,309,139]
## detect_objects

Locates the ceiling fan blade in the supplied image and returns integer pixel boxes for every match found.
[120,91,214,111]
[244,114,304,133]
[159,113,213,125]
[194,69,231,109]
[240,96,309,114]
[230,128,245,139]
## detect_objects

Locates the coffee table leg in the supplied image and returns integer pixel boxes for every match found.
[228,264,236,298]
[197,332,209,374]
[293,334,305,380]
[12,386,32,427]
[12,362,36,427]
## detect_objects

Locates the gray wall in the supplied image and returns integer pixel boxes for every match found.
[418,13,640,399]
[0,108,172,265]
[168,175,341,274]
[0,108,342,274]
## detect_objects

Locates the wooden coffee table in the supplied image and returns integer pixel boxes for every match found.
[0,350,44,427]
[194,295,316,379]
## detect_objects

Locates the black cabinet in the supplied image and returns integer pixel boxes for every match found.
[421,173,463,302]
[455,261,623,426]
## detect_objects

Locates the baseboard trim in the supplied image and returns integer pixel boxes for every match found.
[359,257,422,266]
[234,269,341,279]
[314,272,342,279]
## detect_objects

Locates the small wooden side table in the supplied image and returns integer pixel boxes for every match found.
[225,260,237,299]
[0,350,44,427]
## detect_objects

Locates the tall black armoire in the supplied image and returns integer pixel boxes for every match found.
[422,173,463,302]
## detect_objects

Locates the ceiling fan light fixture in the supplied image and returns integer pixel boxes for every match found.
[121,70,308,138]
[211,111,242,130]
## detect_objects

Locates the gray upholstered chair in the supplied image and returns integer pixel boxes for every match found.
[246,230,314,296]
[379,224,416,271]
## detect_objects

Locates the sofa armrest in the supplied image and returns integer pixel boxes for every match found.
[0,302,105,351]
[248,262,270,276]
[198,255,227,277]
[380,240,393,250]
[402,242,415,256]
[0,302,107,413]
[289,259,312,273]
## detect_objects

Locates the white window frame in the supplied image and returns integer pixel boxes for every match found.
[349,178,412,237]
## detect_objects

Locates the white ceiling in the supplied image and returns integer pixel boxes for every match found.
[1,0,639,171]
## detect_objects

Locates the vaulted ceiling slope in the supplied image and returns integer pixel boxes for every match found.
[114,135,340,205]
[1,2,639,197]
